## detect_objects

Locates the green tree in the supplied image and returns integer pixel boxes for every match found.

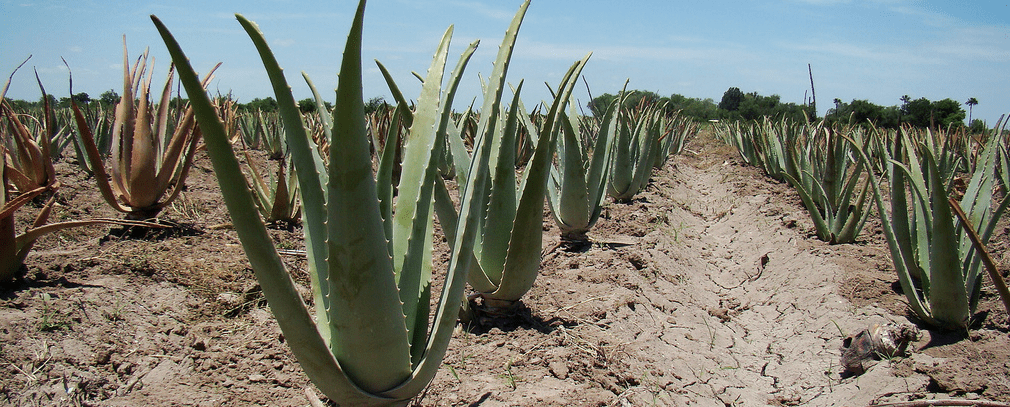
[968,119,987,134]
[826,99,900,128]
[718,87,744,111]
[297,97,317,113]
[244,97,278,112]
[624,90,661,110]
[363,96,387,114]
[4,98,32,111]
[931,98,966,129]
[39,93,57,108]
[901,97,934,128]
[587,93,618,117]
[667,93,719,121]
[100,89,120,106]
[899,96,966,129]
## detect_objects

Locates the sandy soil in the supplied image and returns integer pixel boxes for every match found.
[1,130,1008,406]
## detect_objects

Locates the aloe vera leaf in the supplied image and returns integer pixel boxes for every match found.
[67,101,131,213]
[403,38,481,361]
[301,73,332,192]
[375,60,415,129]
[447,107,473,186]
[456,0,529,291]
[153,65,181,185]
[128,60,158,209]
[900,135,935,293]
[835,174,872,243]
[386,41,505,402]
[845,133,935,325]
[151,7,412,403]
[478,86,522,289]
[627,108,659,198]
[377,105,404,255]
[473,0,529,161]
[392,26,453,367]
[609,115,634,199]
[959,135,1002,310]
[885,133,921,284]
[153,15,390,404]
[322,0,415,391]
[783,171,831,241]
[923,152,970,329]
[269,162,292,222]
[236,15,336,348]
[587,99,619,209]
[555,110,590,232]
[493,56,588,302]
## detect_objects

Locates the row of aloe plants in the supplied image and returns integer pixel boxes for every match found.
[716,118,874,244]
[3,1,696,403]
[150,0,631,404]
[717,116,1010,331]
[1,46,182,282]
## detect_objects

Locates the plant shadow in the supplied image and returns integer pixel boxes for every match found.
[103,219,203,241]
[462,298,576,336]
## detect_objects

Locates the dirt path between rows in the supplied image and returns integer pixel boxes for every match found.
[2,132,1008,406]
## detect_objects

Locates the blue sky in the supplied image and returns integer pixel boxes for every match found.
[3,0,1008,124]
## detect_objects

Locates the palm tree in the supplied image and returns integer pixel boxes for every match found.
[965,97,978,124]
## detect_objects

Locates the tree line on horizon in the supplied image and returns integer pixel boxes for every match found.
[2,90,392,115]
[587,87,987,133]
[5,85,985,133]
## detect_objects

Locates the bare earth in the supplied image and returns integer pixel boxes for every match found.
[2,131,1009,406]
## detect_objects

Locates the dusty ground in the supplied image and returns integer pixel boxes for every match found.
[2,130,1009,406]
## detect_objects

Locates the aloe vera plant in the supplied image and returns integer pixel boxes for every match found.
[0,151,158,283]
[71,39,219,220]
[849,122,1010,329]
[1,95,59,195]
[152,0,511,402]
[781,124,873,244]
[238,108,287,159]
[652,112,694,169]
[244,153,300,225]
[547,97,617,242]
[608,94,662,202]
[421,3,589,308]
[68,101,113,175]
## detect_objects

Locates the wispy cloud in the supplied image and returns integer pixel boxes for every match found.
[926,26,1010,62]
[446,1,514,21]
[517,39,754,65]
[788,0,852,5]
[778,39,943,66]
[233,11,346,22]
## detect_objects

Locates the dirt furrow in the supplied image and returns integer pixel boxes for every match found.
[598,152,933,406]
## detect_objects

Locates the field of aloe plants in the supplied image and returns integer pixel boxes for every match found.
[3,1,1010,406]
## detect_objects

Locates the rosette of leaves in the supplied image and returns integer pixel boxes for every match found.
[1,153,158,283]
[608,96,663,202]
[849,122,1010,330]
[70,39,219,220]
[652,112,694,168]
[782,123,872,244]
[547,97,617,243]
[244,153,300,225]
[152,0,525,402]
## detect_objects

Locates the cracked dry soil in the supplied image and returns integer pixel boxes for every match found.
[2,131,1009,406]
